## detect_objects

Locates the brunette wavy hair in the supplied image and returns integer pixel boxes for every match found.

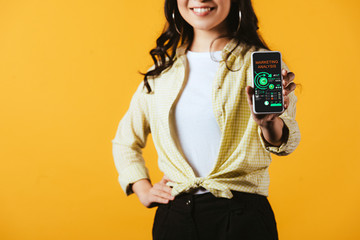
[141,0,270,94]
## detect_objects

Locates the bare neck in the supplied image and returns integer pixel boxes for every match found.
[188,26,231,52]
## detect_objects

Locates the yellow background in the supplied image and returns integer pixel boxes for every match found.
[1,0,359,239]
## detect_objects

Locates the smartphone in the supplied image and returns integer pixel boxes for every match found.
[251,51,284,114]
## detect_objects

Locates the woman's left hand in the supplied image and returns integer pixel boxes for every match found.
[245,69,296,127]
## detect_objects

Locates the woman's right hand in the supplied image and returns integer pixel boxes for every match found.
[132,176,175,208]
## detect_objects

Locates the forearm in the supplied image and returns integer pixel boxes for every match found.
[259,117,288,147]
[131,178,152,199]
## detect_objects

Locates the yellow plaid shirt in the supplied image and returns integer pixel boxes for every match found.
[112,38,301,199]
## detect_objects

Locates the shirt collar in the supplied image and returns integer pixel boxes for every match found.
[175,38,244,60]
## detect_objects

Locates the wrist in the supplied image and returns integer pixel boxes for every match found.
[259,116,282,130]
[259,117,285,147]
[132,178,152,198]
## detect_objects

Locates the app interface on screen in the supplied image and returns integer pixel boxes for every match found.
[253,52,283,113]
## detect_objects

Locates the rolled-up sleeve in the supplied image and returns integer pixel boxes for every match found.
[111,80,151,196]
[257,60,301,156]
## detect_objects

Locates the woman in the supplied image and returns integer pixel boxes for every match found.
[112,0,301,239]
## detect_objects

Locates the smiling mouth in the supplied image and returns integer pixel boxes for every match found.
[190,7,215,16]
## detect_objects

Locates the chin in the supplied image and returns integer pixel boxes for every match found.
[191,23,216,31]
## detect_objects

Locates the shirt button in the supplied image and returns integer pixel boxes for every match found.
[217,84,221,89]
[185,199,191,205]
[217,111,222,117]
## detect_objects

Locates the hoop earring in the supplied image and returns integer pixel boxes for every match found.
[172,12,182,35]
[237,10,242,32]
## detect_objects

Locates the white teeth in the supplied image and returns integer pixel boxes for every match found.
[192,7,212,13]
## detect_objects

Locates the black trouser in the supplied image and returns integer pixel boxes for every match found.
[152,190,278,240]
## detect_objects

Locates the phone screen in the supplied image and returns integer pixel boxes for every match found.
[252,51,283,114]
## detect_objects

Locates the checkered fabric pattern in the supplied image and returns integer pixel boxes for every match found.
[112,38,301,199]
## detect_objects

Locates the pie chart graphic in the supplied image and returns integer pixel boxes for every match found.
[254,72,271,90]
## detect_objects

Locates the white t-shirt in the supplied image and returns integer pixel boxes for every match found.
[173,50,223,194]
